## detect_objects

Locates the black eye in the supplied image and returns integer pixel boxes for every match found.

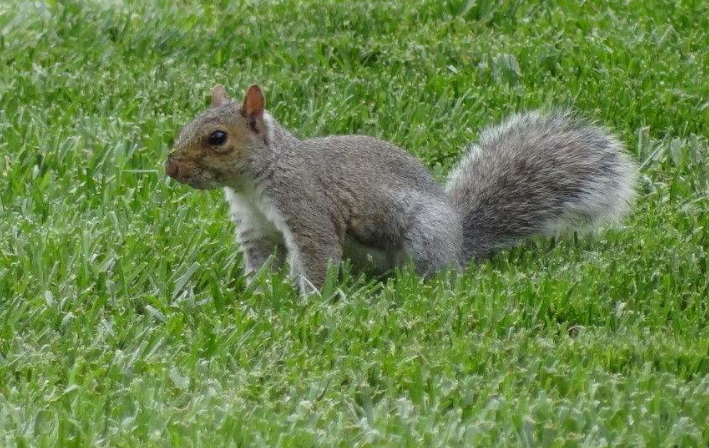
[208,131,227,146]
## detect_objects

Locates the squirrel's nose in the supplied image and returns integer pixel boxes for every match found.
[165,157,179,178]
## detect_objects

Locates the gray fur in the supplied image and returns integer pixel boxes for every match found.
[170,102,636,293]
[446,109,637,260]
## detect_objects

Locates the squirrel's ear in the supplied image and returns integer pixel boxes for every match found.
[211,84,229,107]
[242,84,265,118]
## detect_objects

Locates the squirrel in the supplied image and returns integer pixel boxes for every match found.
[165,84,637,293]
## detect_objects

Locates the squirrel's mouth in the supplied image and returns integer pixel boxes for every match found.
[165,158,219,190]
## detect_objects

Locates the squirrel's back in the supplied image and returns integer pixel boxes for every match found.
[446,110,637,260]
[296,134,442,194]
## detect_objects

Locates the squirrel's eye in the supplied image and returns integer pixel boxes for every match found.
[208,131,227,146]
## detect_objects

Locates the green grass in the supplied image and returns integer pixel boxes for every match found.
[1,0,708,446]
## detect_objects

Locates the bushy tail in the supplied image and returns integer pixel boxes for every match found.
[445,110,638,260]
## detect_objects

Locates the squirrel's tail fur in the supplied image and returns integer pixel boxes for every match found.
[445,110,637,260]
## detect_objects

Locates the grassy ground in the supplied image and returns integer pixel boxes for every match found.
[1,0,708,446]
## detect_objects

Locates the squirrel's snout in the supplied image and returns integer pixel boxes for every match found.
[165,157,180,178]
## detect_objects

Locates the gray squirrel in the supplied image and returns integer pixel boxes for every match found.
[165,84,637,293]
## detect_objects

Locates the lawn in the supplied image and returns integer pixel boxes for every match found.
[1,0,708,446]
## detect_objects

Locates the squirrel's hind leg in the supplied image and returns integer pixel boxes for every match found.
[401,198,463,277]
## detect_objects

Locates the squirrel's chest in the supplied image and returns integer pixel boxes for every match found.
[223,187,288,242]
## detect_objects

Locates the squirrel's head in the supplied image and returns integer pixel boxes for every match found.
[165,84,269,189]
